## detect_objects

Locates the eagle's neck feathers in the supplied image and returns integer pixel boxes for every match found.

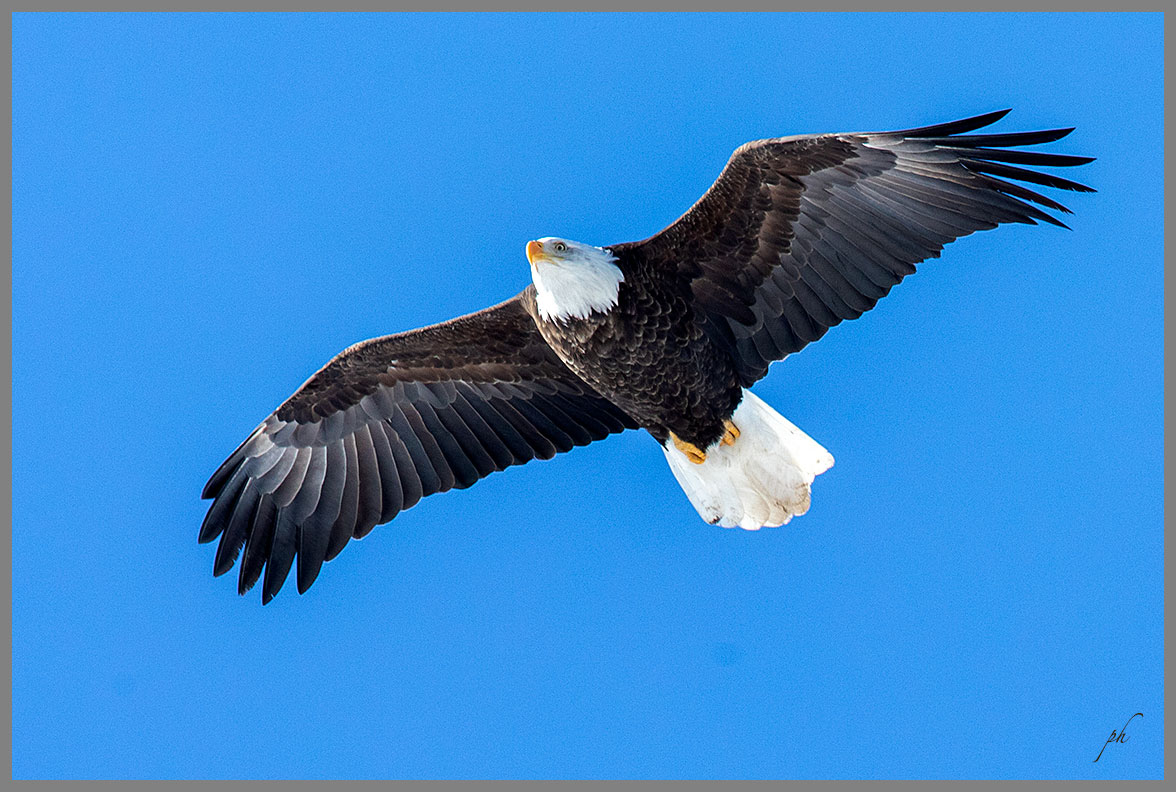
[531,245,624,323]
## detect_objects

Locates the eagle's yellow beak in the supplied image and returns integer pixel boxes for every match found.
[526,239,545,265]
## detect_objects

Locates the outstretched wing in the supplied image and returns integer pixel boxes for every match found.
[200,290,636,603]
[612,109,1094,384]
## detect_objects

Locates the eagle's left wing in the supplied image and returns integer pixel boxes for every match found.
[200,290,636,603]
[611,109,1094,385]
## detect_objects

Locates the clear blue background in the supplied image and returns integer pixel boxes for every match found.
[12,13,1163,780]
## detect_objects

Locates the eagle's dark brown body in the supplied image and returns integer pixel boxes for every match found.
[522,259,741,449]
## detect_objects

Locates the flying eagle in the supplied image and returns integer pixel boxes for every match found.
[200,109,1092,603]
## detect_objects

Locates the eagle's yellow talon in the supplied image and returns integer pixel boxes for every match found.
[721,419,740,446]
[671,432,707,464]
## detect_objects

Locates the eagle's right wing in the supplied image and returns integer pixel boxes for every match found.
[199,290,636,603]
[612,109,1094,385]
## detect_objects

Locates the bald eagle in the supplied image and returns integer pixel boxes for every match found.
[200,109,1092,603]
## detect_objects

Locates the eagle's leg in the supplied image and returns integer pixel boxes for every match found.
[721,419,740,446]
[670,432,707,465]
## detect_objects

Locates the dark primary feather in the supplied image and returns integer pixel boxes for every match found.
[200,292,636,603]
[613,110,1094,385]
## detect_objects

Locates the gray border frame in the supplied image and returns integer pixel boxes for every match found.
[5,7,1168,786]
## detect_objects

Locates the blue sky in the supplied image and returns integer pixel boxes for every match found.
[12,13,1162,780]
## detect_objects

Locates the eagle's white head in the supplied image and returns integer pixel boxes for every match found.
[526,237,625,323]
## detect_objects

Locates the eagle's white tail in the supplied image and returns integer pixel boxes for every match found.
[661,390,834,530]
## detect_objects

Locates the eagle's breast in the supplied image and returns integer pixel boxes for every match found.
[524,257,742,446]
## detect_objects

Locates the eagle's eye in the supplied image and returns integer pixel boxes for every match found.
[553,242,567,253]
